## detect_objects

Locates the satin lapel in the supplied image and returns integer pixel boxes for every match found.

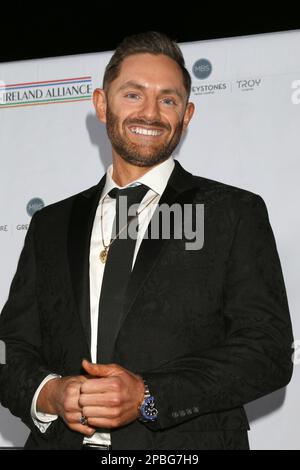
[68,176,106,355]
[121,161,199,331]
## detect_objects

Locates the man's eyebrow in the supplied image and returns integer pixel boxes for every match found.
[117,81,146,92]
[160,88,185,100]
[117,81,185,100]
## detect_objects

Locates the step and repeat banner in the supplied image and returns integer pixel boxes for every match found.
[0,30,299,449]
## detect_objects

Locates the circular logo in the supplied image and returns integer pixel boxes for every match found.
[26,198,45,217]
[192,59,212,80]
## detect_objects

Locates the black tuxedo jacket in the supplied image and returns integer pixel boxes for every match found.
[0,161,293,450]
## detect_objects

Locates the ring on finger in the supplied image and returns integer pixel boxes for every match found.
[79,414,88,426]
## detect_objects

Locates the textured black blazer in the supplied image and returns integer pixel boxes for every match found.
[0,161,293,450]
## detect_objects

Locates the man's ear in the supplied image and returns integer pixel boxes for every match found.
[182,101,195,131]
[93,88,107,124]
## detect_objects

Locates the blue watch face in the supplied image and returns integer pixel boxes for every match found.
[141,396,158,421]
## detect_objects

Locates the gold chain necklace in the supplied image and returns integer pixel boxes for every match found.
[99,191,159,263]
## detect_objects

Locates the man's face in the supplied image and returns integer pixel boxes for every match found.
[94,53,194,167]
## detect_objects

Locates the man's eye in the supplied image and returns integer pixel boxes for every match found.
[162,98,176,106]
[125,93,140,100]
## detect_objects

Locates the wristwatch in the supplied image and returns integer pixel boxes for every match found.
[139,380,158,422]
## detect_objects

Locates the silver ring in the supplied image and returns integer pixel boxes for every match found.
[79,414,88,426]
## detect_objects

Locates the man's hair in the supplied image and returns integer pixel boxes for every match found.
[102,31,191,100]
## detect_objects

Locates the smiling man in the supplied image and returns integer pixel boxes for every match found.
[0,31,294,450]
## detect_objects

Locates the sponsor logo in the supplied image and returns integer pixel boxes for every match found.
[192,59,212,80]
[16,224,29,231]
[26,197,45,217]
[192,78,262,96]
[192,82,230,96]
[236,78,262,92]
[0,76,92,109]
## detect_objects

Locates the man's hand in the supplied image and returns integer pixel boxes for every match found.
[37,375,96,437]
[79,359,145,429]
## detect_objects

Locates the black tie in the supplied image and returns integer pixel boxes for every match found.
[97,184,149,364]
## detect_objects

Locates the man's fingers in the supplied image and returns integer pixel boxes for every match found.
[82,360,101,377]
[86,416,133,429]
[86,417,121,429]
[71,424,96,437]
[81,406,121,419]
[79,391,120,407]
[82,360,111,377]
[64,411,86,425]
[80,377,121,394]
[63,412,96,437]
[82,359,121,378]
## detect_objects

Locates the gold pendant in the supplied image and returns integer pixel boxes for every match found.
[99,248,108,263]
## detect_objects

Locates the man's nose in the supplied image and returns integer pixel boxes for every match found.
[141,97,161,121]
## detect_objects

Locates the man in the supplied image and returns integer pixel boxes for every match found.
[0,31,294,450]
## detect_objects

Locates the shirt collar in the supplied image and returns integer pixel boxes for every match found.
[100,156,175,202]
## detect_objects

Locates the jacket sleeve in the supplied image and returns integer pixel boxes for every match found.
[0,212,57,434]
[142,194,294,431]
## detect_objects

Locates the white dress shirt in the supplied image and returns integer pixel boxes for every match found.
[31,156,175,446]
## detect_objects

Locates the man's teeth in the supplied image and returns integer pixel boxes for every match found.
[130,127,162,136]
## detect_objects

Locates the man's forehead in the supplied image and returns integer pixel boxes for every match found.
[114,53,186,92]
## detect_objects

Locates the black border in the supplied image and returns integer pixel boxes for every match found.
[1,8,300,63]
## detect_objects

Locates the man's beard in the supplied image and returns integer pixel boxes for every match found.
[106,105,184,168]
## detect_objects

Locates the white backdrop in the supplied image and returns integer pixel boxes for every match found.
[0,30,299,449]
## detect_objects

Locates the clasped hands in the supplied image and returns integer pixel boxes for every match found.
[37,359,145,437]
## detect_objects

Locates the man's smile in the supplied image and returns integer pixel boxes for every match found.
[128,125,164,137]
[128,126,164,140]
